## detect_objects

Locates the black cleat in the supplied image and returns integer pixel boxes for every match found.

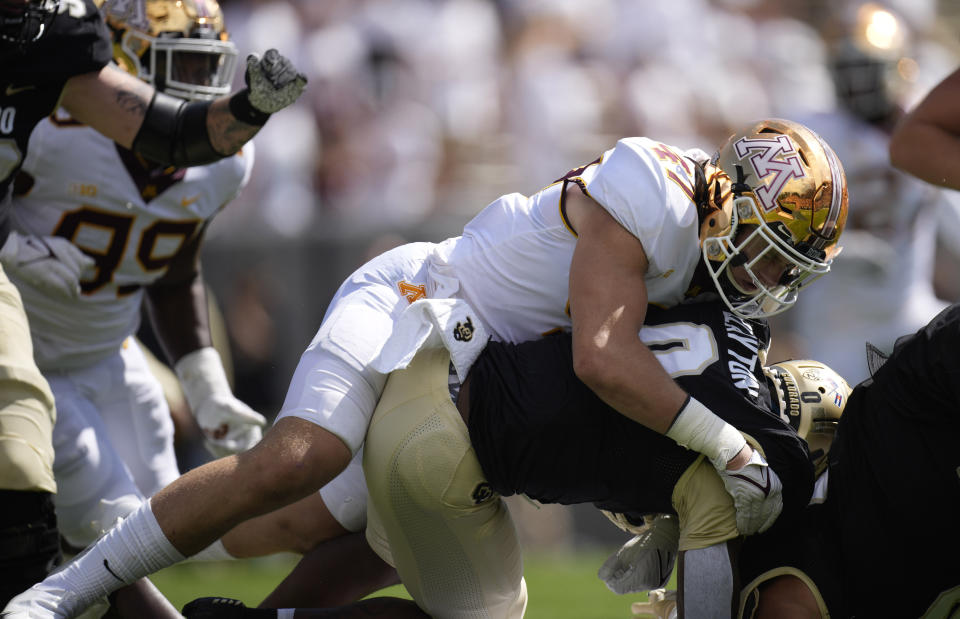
[182,597,251,619]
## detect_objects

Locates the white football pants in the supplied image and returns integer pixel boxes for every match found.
[47,338,179,548]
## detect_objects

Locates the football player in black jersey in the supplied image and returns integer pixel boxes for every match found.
[0,0,305,610]
[737,302,960,618]
[175,298,822,619]
[140,302,960,619]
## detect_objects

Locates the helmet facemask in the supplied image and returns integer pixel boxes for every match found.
[107,0,238,101]
[702,197,834,319]
[701,119,849,319]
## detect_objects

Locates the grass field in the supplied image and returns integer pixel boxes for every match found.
[152,551,675,618]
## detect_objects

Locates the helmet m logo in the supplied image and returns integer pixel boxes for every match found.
[103,0,148,30]
[733,135,805,213]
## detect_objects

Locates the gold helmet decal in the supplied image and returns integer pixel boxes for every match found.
[104,0,237,101]
[764,359,851,474]
[701,119,849,319]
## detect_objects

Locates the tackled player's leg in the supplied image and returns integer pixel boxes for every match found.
[364,346,528,619]
[0,267,61,607]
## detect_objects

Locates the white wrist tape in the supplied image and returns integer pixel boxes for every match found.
[665,396,746,470]
[175,347,231,410]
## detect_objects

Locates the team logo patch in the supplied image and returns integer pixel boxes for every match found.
[397,280,426,304]
[472,482,494,504]
[733,134,806,213]
[453,316,475,342]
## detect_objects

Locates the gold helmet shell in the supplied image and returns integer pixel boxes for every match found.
[764,359,851,474]
[702,119,849,319]
[104,0,238,101]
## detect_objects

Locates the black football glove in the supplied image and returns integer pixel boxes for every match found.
[245,48,307,114]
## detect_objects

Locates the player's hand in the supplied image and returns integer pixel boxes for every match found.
[0,231,94,298]
[192,393,266,458]
[244,49,307,115]
[175,347,267,458]
[598,514,679,594]
[715,447,783,535]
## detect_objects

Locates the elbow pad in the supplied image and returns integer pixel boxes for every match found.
[131,91,224,167]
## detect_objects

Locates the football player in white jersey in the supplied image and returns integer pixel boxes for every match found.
[2,0,276,616]
[5,119,848,619]
[0,0,305,608]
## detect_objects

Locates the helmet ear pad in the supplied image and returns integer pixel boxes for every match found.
[699,204,730,246]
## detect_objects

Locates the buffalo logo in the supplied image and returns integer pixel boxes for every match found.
[733,134,806,213]
[472,482,494,504]
[453,316,475,342]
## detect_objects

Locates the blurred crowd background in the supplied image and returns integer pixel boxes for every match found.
[158,0,960,546]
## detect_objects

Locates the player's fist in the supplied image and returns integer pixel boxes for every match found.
[0,231,94,298]
[175,347,267,459]
[244,49,307,115]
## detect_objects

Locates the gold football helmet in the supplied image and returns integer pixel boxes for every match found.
[103,0,237,101]
[701,119,849,319]
[764,359,851,474]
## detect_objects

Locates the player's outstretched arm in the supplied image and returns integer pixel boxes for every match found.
[889,66,960,189]
[59,49,306,167]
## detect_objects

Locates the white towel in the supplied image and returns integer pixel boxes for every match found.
[371,298,488,381]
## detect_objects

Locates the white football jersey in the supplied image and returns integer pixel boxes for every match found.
[429,137,703,344]
[10,115,253,370]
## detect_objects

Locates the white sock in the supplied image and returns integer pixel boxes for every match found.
[187,539,236,562]
[38,499,185,616]
[277,610,296,619]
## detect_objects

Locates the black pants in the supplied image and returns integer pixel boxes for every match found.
[0,490,62,607]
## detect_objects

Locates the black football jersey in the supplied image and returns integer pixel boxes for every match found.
[0,0,111,200]
[466,300,814,520]
[740,303,960,617]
